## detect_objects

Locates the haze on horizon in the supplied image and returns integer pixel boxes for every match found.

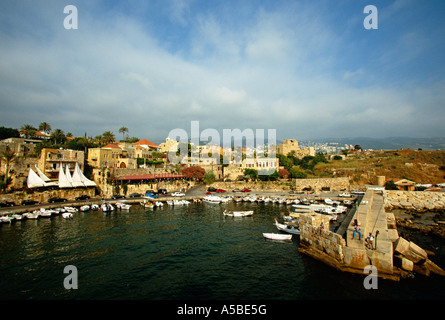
[0,0,444,144]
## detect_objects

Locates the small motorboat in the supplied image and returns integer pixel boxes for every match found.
[263,233,292,241]
[12,214,25,221]
[62,212,73,219]
[91,204,100,210]
[274,219,300,235]
[80,205,90,212]
[64,207,78,213]
[101,203,114,212]
[0,215,14,223]
[223,210,254,217]
[116,202,131,210]
[140,200,155,208]
[23,212,40,219]
[203,195,222,203]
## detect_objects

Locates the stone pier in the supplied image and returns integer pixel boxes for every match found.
[298,188,444,280]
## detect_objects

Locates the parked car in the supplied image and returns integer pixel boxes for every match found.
[241,188,251,192]
[216,189,226,193]
[157,189,168,195]
[49,197,67,203]
[146,190,157,195]
[145,192,159,198]
[129,193,143,198]
[171,192,185,197]
[0,201,15,207]
[75,195,90,201]
[232,188,242,192]
[21,200,39,206]
[207,187,217,192]
[111,195,125,199]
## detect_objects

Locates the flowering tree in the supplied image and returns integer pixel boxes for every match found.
[181,166,206,180]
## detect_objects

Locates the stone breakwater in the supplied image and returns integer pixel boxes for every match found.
[384,190,445,212]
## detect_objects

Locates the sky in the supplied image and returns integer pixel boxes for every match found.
[0,0,444,144]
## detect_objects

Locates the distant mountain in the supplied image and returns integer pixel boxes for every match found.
[305,137,445,150]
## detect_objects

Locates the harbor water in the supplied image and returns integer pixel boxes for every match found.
[1,201,444,300]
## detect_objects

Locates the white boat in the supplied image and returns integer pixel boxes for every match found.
[62,212,73,219]
[64,206,79,213]
[223,210,254,217]
[166,200,174,206]
[116,202,131,210]
[12,214,25,221]
[155,201,164,207]
[274,219,300,235]
[233,196,243,203]
[263,233,292,241]
[0,215,14,223]
[80,205,90,212]
[39,208,54,218]
[91,204,100,210]
[140,200,155,208]
[203,195,222,203]
[23,212,40,219]
[101,203,114,212]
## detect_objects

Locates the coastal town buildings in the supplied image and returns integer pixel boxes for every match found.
[38,148,85,180]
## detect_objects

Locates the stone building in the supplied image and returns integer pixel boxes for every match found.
[278,139,315,158]
[38,148,85,180]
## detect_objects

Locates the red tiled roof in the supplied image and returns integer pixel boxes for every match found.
[102,143,121,149]
[134,139,159,148]
[114,173,185,181]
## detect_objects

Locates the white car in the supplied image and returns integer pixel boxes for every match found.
[171,192,185,197]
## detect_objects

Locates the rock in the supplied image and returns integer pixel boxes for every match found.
[394,237,428,263]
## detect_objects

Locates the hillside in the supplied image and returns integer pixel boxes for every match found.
[312,149,445,186]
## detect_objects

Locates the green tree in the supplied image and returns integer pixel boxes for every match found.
[203,171,216,185]
[385,181,399,190]
[38,122,52,134]
[244,168,258,180]
[289,167,307,179]
[50,128,66,145]
[1,149,17,186]
[101,131,116,145]
[119,126,128,141]
[20,124,37,138]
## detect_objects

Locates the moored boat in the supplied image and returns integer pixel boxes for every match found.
[274,219,300,235]
[203,195,222,203]
[80,205,90,212]
[223,210,254,217]
[101,203,114,212]
[263,233,292,241]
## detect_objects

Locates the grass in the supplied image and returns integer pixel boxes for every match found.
[309,149,445,186]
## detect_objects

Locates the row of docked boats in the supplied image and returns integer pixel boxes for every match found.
[0,200,135,223]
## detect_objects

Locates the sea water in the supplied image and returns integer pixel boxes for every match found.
[0,202,444,300]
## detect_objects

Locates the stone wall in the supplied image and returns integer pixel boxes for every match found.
[0,187,96,205]
[384,190,445,211]
[299,213,346,262]
[207,180,291,192]
[293,177,350,192]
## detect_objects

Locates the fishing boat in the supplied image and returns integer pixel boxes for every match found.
[62,212,73,219]
[116,202,131,210]
[263,233,292,241]
[12,214,25,221]
[39,208,55,218]
[140,200,155,208]
[223,210,254,217]
[23,212,40,219]
[203,195,222,203]
[64,206,79,213]
[233,196,243,203]
[274,219,300,235]
[80,205,90,212]
[91,204,100,210]
[0,215,14,223]
[101,202,114,212]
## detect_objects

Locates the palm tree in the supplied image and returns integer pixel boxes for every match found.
[50,128,66,145]
[102,131,116,145]
[38,122,52,134]
[1,149,17,186]
[119,127,128,142]
[20,124,37,138]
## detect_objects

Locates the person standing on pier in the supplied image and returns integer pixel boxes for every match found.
[353,223,362,240]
